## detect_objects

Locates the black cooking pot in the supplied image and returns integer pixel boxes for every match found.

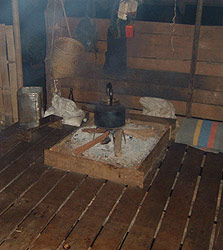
[94,83,126,128]
[94,101,125,128]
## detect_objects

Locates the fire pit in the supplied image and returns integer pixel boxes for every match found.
[44,83,175,187]
[70,82,127,157]
[69,123,159,168]
[44,114,173,188]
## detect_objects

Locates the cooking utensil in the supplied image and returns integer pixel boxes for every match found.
[94,83,126,128]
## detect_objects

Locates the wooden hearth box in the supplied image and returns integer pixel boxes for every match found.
[44,113,176,188]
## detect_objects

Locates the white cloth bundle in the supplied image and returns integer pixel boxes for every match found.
[118,0,138,20]
[44,93,85,127]
[140,97,176,119]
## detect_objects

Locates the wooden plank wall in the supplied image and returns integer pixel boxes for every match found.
[49,18,223,121]
[0,24,18,126]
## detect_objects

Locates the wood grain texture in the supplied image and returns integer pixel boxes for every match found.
[126,112,176,129]
[44,149,145,187]
[58,181,124,250]
[79,52,223,77]
[114,128,122,157]
[0,126,54,172]
[30,177,104,250]
[98,38,223,63]
[60,69,223,118]
[5,26,18,122]
[73,130,110,155]
[152,147,204,250]
[0,24,13,125]
[45,0,64,106]
[12,0,23,89]
[61,18,223,41]
[213,181,223,250]
[0,122,19,138]
[121,143,186,250]
[1,123,223,249]
[0,168,65,243]
[0,133,21,158]
[61,76,223,106]
[2,172,85,249]
[138,128,170,174]
[46,17,223,121]
[0,157,46,215]
[61,87,223,121]
[182,153,223,250]
[91,186,145,250]
[0,73,5,123]
[59,18,223,76]
[61,65,223,92]
[0,125,74,194]
[45,119,170,188]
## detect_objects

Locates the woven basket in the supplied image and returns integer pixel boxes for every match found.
[50,37,84,79]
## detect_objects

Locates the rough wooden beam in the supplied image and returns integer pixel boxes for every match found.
[45,0,64,106]
[12,0,23,89]
[186,0,204,117]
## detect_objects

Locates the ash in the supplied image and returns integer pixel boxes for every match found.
[68,125,159,169]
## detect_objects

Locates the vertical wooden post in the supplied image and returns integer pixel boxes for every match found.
[186,0,204,117]
[12,0,23,89]
[45,0,63,107]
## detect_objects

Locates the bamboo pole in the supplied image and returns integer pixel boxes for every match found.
[59,0,72,38]
[12,0,23,89]
[186,0,204,117]
[45,0,64,107]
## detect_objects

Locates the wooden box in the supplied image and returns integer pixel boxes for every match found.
[44,114,175,188]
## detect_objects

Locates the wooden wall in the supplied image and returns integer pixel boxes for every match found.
[0,24,18,126]
[48,17,223,121]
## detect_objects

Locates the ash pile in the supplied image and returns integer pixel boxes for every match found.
[67,122,165,169]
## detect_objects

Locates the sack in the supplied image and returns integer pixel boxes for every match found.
[44,93,85,127]
[140,97,176,119]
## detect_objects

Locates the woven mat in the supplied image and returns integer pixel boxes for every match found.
[175,118,223,152]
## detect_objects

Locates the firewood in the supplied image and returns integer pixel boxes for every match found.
[123,128,156,140]
[73,130,110,155]
[82,127,106,133]
[114,129,122,157]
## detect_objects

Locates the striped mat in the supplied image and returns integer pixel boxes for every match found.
[175,118,223,152]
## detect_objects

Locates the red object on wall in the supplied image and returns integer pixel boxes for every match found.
[126,25,134,38]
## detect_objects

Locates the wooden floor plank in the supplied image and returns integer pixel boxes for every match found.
[121,143,186,250]
[182,152,223,250]
[91,186,145,250]
[0,168,65,244]
[29,177,104,250]
[0,123,18,138]
[213,178,223,250]
[0,125,74,192]
[59,181,125,250]
[0,152,45,193]
[0,140,33,171]
[0,124,74,172]
[0,126,54,171]
[0,157,46,215]
[1,172,85,249]
[1,124,223,250]
[151,147,204,250]
[0,133,21,157]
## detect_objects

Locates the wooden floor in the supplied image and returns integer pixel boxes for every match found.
[0,124,223,250]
